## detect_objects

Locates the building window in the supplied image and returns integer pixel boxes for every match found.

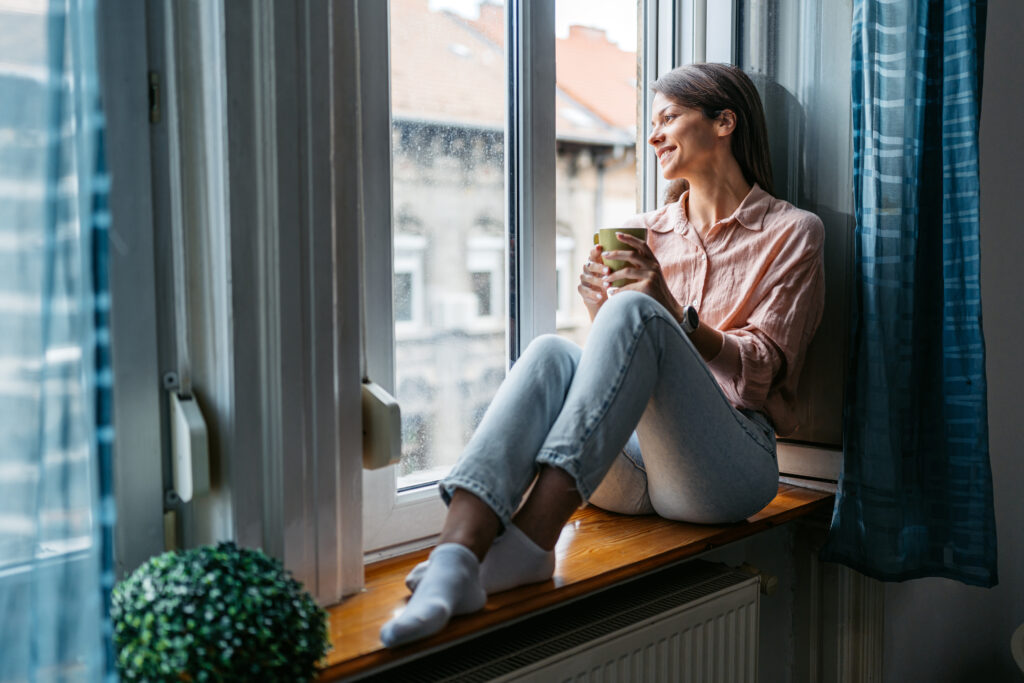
[394,272,414,322]
[394,233,426,335]
[466,234,504,329]
[471,271,492,317]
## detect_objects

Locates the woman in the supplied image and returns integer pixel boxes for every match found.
[380,63,825,648]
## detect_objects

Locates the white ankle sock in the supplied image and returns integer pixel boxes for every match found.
[480,523,556,592]
[404,524,555,596]
[380,543,485,648]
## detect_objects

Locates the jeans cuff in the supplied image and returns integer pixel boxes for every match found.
[439,474,515,528]
[535,449,596,503]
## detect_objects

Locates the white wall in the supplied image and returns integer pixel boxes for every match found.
[882,0,1024,680]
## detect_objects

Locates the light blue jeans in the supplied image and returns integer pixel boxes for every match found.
[440,291,779,526]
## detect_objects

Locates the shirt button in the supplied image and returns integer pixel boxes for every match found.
[700,254,706,261]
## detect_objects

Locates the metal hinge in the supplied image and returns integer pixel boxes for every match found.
[148,70,161,124]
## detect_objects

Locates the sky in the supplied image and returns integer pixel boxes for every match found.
[428,0,639,52]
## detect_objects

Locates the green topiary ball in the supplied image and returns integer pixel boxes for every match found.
[111,541,329,681]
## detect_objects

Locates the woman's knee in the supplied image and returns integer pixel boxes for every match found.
[518,334,581,379]
[597,290,672,326]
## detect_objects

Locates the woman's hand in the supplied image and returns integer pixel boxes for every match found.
[602,232,684,322]
[577,243,611,321]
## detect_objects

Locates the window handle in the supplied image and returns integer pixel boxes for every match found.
[362,381,401,470]
[169,391,210,503]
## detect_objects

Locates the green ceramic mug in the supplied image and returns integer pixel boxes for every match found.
[594,227,648,288]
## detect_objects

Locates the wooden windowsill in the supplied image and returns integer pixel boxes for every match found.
[319,482,834,681]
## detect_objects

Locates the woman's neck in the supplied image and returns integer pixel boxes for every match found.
[682,161,752,234]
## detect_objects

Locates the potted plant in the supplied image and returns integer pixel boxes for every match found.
[112,541,329,681]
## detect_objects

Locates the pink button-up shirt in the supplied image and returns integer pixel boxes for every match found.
[625,184,825,436]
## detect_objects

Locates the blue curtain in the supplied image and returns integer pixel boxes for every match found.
[0,0,116,679]
[822,0,996,586]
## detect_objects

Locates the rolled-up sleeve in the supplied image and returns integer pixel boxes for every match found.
[707,326,785,409]
[705,215,825,427]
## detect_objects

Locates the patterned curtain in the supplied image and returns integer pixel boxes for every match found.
[0,0,115,679]
[822,0,996,586]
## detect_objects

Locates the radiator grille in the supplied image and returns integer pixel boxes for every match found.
[360,559,759,682]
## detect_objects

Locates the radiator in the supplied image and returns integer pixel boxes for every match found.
[372,560,761,683]
[500,573,759,682]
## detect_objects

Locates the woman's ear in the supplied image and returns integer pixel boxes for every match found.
[716,109,738,137]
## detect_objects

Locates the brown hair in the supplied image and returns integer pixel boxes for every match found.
[652,63,774,200]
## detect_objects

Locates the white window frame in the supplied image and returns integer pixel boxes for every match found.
[96,0,165,577]
[361,0,563,558]
[359,0,445,557]
[109,0,365,602]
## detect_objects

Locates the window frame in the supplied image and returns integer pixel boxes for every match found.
[358,0,447,557]
[360,0,565,557]
[108,0,365,602]
[360,0,562,557]
[96,0,165,578]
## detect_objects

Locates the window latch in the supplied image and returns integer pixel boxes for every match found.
[169,390,210,502]
[362,381,401,469]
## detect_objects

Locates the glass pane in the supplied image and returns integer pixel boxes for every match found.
[390,0,507,490]
[735,0,853,446]
[554,0,641,346]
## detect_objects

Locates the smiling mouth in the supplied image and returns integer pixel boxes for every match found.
[658,147,676,163]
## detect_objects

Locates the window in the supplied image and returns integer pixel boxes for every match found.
[364,0,515,553]
[394,233,426,331]
[363,0,655,556]
[391,0,507,496]
[466,235,504,327]
[471,272,492,316]
[358,0,518,549]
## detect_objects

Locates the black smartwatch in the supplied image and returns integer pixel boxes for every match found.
[680,305,699,335]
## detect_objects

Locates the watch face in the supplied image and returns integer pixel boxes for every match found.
[685,306,698,332]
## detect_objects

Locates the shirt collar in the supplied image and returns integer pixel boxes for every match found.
[651,183,772,234]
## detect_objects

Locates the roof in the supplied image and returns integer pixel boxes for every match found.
[391,0,506,130]
[391,0,636,146]
[556,25,639,134]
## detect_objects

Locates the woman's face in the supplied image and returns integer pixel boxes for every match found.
[647,91,721,181]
